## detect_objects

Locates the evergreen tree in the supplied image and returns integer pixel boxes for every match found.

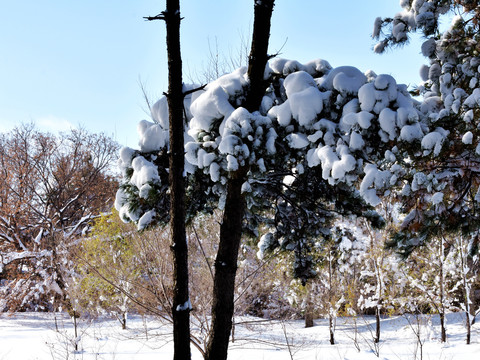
[374,2,480,339]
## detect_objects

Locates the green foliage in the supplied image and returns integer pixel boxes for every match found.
[75,209,139,322]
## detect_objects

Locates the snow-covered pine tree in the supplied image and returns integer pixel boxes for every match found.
[373,2,480,337]
[375,0,480,252]
[117,4,439,359]
[117,59,428,359]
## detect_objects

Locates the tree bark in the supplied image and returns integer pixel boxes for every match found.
[164,1,191,359]
[328,251,335,345]
[204,168,247,360]
[439,238,447,343]
[463,238,474,345]
[304,281,314,328]
[329,314,335,345]
[244,0,275,114]
[374,305,381,343]
[204,2,275,360]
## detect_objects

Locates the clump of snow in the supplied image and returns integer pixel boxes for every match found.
[349,132,365,151]
[411,172,427,191]
[283,71,317,97]
[319,66,367,95]
[316,145,339,181]
[137,120,168,152]
[289,86,324,127]
[257,233,275,260]
[189,67,248,135]
[175,299,192,312]
[360,164,392,206]
[226,154,239,171]
[421,38,436,57]
[150,96,169,129]
[331,151,356,180]
[419,64,430,81]
[286,133,309,149]
[118,146,135,170]
[137,210,155,231]
[431,192,444,205]
[421,129,448,156]
[379,108,397,141]
[399,124,424,142]
[130,156,160,189]
[462,131,473,144]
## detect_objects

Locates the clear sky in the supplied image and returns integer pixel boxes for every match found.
[0,0,433,148]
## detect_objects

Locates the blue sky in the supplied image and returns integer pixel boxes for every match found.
[0,1,431,148]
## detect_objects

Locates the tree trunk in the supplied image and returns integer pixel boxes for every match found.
[305,310,314,328]
[204,168,247,360]
[73,310,79,352]
[204,2,275,360]
[328,251,335,345]
[439,238,447,343]
[440,310,446,343]
[463,238,474,345]
[374,305,381,343]
[329,314,335,345]
[244,0,275,114]
[466,308,471,345]
[164,1,191,359]
[305,282,314,328]
[121,312,127,330]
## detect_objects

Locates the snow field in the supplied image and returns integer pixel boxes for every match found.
[1,312,479,360]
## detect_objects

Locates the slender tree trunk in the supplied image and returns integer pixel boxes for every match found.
[328,251,335,345]
[150,1,192,359]
[461,237,473,345]
[204,2,275,360]
[121,312,127,330]
[466,307,471,345]
[373,259,381,343]
[439,238,447,343]
[440,310,446,342]
[375,305,381,343]
[73,310,79,352]
[329,314,335,345]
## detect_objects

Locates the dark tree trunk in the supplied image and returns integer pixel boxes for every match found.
[204,2,275,360]
[466,308,471,345]
[374,305,381,343]
[244,0,275,114]
[148,1,192,359]
[204,168,247,360]
[121,312,127,330]
[439,244,447,343]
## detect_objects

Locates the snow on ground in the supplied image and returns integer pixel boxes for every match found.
[0,312,479,359]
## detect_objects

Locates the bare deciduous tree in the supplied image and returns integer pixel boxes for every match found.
[0,124,118,312]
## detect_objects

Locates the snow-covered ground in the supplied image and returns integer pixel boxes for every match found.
[0,312,479,359]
